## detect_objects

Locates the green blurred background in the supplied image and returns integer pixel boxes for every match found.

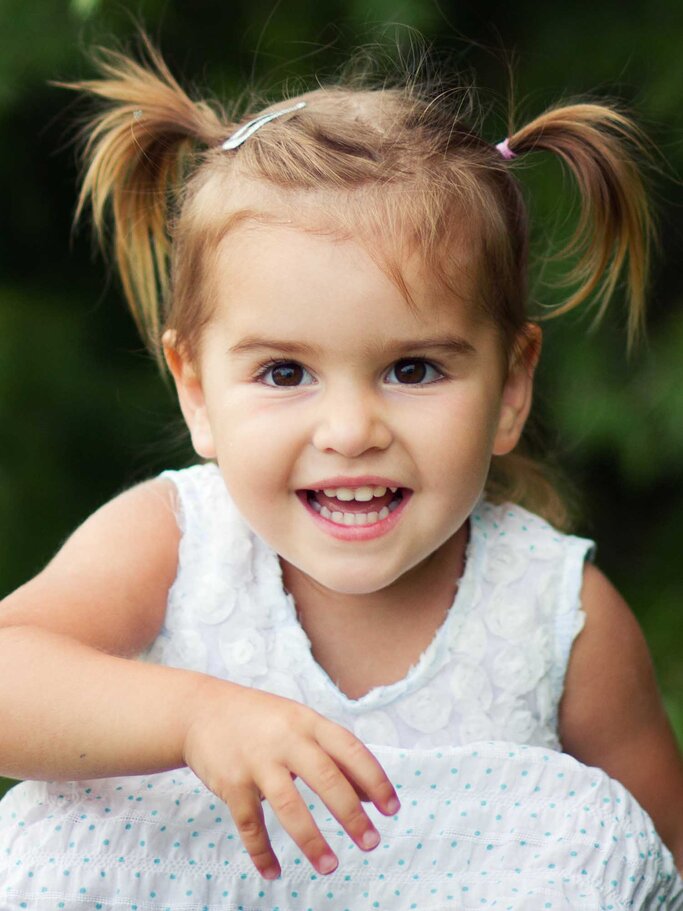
[1,0,682,799]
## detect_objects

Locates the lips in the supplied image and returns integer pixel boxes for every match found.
[297,480,409,532]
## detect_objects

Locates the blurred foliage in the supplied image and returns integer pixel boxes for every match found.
[1,0,682,800]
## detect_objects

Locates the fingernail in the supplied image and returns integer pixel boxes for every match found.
[360,828,380,849]
[261,865,280,880]
[386,796,400,814]
[318,853,338,874]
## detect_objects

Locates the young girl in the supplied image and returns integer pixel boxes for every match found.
[0,37,682,911]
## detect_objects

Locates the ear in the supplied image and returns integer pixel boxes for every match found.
[162,330,217,459]
[492,323,542,456]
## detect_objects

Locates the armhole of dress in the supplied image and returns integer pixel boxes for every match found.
[551,536,596,725]
[159,469,188,534]
[158,468,191,604]
[157,463,222,596]
[135,470,189,663]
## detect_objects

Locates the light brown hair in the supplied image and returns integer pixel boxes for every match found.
[63,36,657,528]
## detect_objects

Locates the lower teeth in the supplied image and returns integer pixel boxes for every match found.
[309,492,402,526]
[320,507,388,525]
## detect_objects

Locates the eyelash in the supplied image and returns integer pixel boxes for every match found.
[386,359,445,385]
[253,357,446,387]
[254,359,316,387]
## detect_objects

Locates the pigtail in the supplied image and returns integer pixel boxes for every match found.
[59,36,228,360]
[506,103,657,348]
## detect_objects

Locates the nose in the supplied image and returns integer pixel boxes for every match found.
[311,383,393,458]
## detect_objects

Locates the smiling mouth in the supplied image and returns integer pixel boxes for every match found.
[303,485,406,527]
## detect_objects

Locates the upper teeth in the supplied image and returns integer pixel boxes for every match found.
[322,486,397,501]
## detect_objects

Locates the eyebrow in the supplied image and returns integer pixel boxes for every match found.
[228,336,476,358]
[229,338,320,357]
[387,337,477,358]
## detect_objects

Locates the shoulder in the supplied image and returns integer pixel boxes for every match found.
[0,476,181,656]
[560,563,683,861]
[560,562,655,752]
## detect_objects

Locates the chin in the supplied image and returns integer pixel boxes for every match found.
[305,561,409,596]
[322,579,389,596]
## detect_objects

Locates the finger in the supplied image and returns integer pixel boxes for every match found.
[315,720,400,816]
[261,767,339,876]
[349,780,371,803]
[295,744,382,852]
[310,760,369,802]
[223,783,281,880]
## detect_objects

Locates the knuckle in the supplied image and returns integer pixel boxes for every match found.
[280,705,315,740]
[344,803,368,830]
[340,731,368,759]
[233,812,263,841]
[375,778,397,800]
[316,761,344,793]
[270,788,302,819]
[298,830,327,857]
[249,846,276,868]
[289,701,313,722]
[212,771,250,800]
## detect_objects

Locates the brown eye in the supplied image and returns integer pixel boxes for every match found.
[387,359,441,385]
[261,362,313,386]
[395,360,425,383]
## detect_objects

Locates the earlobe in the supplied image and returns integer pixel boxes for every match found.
[162,331,216,459]
[492,323,542,456]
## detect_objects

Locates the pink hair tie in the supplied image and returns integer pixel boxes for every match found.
[495,138,517,161]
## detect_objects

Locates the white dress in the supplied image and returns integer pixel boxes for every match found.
[1,463,681,910]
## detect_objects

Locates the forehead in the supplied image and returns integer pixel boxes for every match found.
[205,221,492,363]
[197,172,484,317]
[211,218,481,338]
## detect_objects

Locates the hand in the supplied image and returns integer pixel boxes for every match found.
[182,680,400,880]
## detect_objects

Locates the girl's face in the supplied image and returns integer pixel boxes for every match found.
[167,223,537,595]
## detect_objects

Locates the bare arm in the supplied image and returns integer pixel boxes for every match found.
[0,479,398,877]
[0,478,187,779]
[560,563,683,870]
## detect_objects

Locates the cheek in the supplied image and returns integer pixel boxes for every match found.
[210,399,300,491]
[415,384,502,455]
[421,400,502,501]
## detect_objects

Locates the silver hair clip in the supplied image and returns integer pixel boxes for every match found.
[222,101,307,151]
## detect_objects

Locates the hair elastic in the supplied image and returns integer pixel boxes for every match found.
[495,138,517,161]
[222,101,307,151]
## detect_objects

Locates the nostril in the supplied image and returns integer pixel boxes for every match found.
[311,410,393,457]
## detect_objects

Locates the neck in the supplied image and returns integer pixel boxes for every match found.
[280,523,469,696]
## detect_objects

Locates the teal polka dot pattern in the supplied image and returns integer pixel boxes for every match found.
[1,743,681,909]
